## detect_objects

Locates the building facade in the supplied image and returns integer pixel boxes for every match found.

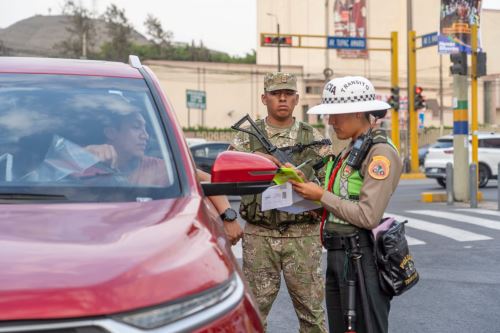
[257,0,500,127]
[146,1,500,131]
[146,60,308,128]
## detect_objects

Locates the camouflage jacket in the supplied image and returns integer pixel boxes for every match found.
[231,117,332,237]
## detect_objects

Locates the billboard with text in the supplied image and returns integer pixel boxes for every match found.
[333,0,368,59]
[439,0,482,54]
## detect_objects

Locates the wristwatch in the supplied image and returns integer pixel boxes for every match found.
[220,208,238,222]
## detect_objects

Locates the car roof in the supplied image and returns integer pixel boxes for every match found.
[0,56,143,79]
[438,132,500,140]
[189,141,230,148]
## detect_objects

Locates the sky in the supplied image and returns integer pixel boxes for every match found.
[0,0,257,56]
[1,0,499,57]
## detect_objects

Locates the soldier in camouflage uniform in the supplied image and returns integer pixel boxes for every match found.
[230,72,330,333]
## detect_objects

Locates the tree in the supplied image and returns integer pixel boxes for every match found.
[0,40,7,56]
[101,4,133,62]
[143,14,173,59]
[144,14,172,47]
[57,0,96,58]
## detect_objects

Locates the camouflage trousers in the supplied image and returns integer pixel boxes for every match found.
[242,233,327,333]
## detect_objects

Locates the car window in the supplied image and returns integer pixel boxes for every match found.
[479,138,500,148]
[206,144,229,158]
[431,139,453,149]
[192,144,228,158]
[0,73,180,202]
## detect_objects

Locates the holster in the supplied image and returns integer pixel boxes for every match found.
[322,229,372,251]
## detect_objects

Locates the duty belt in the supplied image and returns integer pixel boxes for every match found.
[322,230,372,250]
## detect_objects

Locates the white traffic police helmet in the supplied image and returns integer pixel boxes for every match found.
[308,76,390,115]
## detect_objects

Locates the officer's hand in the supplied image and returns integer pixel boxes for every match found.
[254,151,281,166]
[223,220,243,246]
[85,144,118,169]
[289,180,324,201]
[284,162,306,180]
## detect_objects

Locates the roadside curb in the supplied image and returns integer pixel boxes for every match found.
[421,191,483,203]
[401,173,426,180]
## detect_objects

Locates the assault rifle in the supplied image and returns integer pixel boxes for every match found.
[231,114,332,168]
[279,138,332,155]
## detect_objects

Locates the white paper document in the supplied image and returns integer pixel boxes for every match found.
[261,182,321,214]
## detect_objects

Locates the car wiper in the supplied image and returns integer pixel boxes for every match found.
[0,193,68,202]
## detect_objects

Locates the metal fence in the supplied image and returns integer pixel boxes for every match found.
[185,125,499,156]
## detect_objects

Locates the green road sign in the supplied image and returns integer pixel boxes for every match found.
[186,89,206,110]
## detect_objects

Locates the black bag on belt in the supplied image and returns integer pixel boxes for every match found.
[372,217,419,296]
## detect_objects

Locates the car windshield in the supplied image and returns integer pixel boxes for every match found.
[0,73,180,202]
[431,139,453,149]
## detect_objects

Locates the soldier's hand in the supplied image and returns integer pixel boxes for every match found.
[223,220,243,246]
[254,151,282,166]
[289,180,325,201]
[85,144,118,169]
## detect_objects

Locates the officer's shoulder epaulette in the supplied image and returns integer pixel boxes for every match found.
[371,129,388,144]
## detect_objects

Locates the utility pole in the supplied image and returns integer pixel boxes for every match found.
[471,24,479,171]
[324,0,330,72]
[439,55,444,136]
[277,22,281,72]
[391,31,400,151]
[408,30,418,173]
[452,72,469,201]
[82,31,87,59]
[405,0,413,172]
[267,13,281,72]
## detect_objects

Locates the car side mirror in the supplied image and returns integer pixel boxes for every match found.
[201,151,277,196]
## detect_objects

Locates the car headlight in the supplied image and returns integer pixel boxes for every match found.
[115,274,239,330]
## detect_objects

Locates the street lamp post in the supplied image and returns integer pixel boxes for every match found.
[266,13,281,72]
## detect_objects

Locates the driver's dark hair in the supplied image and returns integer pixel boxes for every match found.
[100,108,143,129]
[364,109,388,121]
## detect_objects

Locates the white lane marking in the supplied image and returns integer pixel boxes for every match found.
[408,210,500,231]
[455,208,500,218]
[405,235,426,245]
[387,213,492,242]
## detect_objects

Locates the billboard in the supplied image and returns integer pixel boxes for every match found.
[333,0,368,59]
[438,0,482,54]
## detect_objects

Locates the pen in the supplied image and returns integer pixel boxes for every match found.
[295,158,312,170]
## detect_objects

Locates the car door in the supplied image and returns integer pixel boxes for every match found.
[479,138,500,176]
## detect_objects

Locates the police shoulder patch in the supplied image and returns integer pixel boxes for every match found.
[368,155,390,180]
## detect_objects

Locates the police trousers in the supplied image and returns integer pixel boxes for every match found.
[325,235,391,333]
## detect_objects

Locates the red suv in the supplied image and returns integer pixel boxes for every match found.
[0,56,275,332]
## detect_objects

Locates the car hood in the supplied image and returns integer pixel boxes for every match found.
[0,198,233,320]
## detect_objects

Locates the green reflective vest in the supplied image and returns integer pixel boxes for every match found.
[323,130,397,233]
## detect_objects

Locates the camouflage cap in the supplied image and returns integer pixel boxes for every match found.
[264,72,297,92]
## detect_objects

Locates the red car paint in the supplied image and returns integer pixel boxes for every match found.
[0,56,264,332]
[211,151,278,183]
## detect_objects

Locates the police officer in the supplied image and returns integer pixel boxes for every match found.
[231,72,329,333]
[290,76,403,333]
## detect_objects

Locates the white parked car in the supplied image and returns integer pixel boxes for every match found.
[424,132,500,188]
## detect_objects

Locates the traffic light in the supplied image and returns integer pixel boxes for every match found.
[262,35,292,47]
[414,86,426,110]
[388,87,400,110]
[477,51,487,77]
[450,52,467,75]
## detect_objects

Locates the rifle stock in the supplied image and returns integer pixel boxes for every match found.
[231,114,294,165]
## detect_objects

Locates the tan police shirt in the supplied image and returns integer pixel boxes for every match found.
[320,142,403,230]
